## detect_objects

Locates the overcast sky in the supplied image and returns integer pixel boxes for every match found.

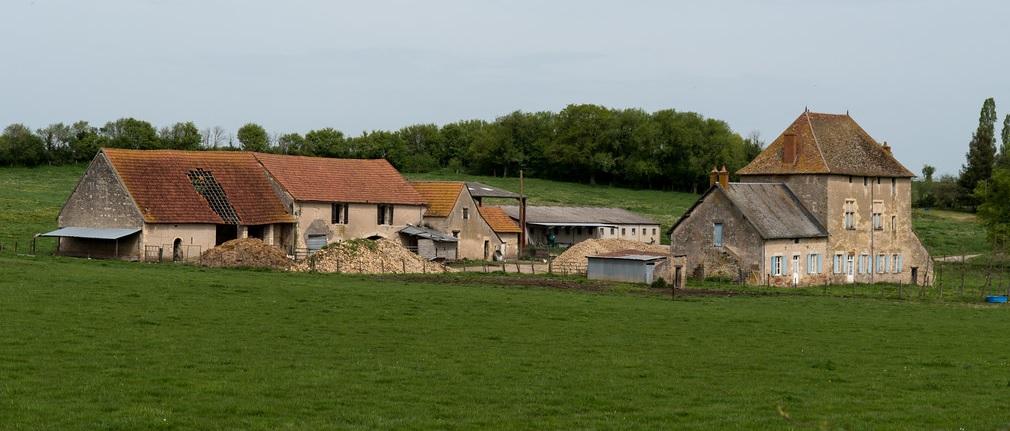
[2,0,1008,175]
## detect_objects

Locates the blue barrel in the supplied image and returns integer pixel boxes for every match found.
[985,295,1008,304]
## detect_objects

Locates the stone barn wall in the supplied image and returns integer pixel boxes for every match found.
[670,190,764,282]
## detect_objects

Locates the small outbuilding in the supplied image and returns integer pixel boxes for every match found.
[587,250,685,287]
[399,224,458,260]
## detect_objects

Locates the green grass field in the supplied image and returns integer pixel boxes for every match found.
[3,256,1010,430]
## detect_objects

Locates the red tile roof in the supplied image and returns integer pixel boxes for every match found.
[411,181,464,217]
[102,148,294,225]
[737,111,915,177]
[479,206,522,234]
[254,153,425,205]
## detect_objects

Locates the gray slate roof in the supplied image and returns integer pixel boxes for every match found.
[498,205,658,225]
[719,183,826,239]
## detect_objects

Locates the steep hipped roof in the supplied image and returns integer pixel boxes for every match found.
[669,183,826,239]
[254,153,425,205]
[102,148,294,225]
[478,206,522,233]
[499,206,658,225]
[737,111,915,177]
[411,181,464,217]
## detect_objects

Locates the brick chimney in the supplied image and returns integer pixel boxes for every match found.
[782,132,798,164]
[709,166,719,187]
[718,165,729,189]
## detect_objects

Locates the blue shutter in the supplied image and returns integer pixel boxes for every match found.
[817,254,823,274]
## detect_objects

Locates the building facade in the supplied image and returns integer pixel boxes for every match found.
[670,111,932,286]
[410,181,505,260]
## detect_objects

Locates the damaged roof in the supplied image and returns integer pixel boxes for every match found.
[102,148,294,225]
[254,153,426,205]
[737,110,915,177]
[478,206,522,233]
[670,183,827,239]
[410,181,464,217]
[498,205,658,225]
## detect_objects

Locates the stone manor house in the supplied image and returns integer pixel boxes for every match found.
[669,110,932,286]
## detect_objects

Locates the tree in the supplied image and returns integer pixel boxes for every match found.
[304,128,346,157]
[201,126,228,149]
[237,123,269,152]
[976,167,1010,242]
[159,122,202,150]
[102,118,160,149]
[0,124,47,166]
[916,164,937,207]
[958,97,998,209]
[277,133,306,155]
[999,114,1010,168]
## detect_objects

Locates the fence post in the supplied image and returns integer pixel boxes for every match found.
[402,258,406,274]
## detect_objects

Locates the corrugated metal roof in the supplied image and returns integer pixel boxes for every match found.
[498,205,658,225]
[399,225,458,242]
[41,227,140,240]
[720,183,827,239]
[466,182,522,199]
[588,254,667,262]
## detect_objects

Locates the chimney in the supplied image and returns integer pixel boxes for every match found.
[782,132,798,164]
[718,165,729,189]
[709,166,719,187]
[882,141,891,155]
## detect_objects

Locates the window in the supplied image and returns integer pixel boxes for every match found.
[858,254,868,274]
[877,177,881,185]
[893,254,903,273]
[599,227,605,235]
[771,256,784,276]
[377,204,394,225]
[891,215,897,231]
[844,200,856,230]
[891,178,897,195]
[652,228,657,235]
[876,254,887,273]
[452,230,459,238]
[622,228,626,235]
[833,254,844,274]
[331,203,348,224]
[872,201,883,230]
[610,227,615,235]
[807,254,822,274]
[848,176,853,183]
[631,228,636,235]
[713,223,724,247]
[462,207,469,220]
[864,177,868,186]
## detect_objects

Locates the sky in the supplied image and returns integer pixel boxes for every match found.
[1,0,1008,176]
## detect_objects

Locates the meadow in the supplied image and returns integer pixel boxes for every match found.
[3,256,1010,430]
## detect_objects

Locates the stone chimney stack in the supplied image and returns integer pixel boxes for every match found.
[882,141,891,155]
[709,166,719,187]
[718,166,729,189]
[782,132,798,164]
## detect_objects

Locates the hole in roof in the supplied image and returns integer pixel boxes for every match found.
[187,168,240,224]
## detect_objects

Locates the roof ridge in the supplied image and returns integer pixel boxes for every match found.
[804,110,830,170]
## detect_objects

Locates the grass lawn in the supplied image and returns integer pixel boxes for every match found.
[912,208,989,257]
[2,255,1010,429]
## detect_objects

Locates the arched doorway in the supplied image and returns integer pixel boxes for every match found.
[172,238,183,262]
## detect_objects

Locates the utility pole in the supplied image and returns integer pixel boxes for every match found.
[519,169,527,258]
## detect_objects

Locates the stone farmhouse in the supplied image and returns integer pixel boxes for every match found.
[410,181,508,260]
[51,148,531,262]
[669,110,932,286]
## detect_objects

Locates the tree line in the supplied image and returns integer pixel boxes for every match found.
[0,104,762,192]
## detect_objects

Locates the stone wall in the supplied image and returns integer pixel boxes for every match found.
[670,190,764,281]
[422,188,502,260]
[58,152,144,229]
[295,202,425,249]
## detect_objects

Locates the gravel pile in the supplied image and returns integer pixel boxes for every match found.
[552,238,669,274]
[292,238,449,274]
[200,238,292,270]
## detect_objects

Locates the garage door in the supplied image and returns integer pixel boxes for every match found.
[307,235,327,251]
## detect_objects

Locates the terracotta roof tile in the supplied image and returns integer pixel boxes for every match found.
[478,206,521,233]
[410,181,464,217]
[254,153,425,205]
[737,111,915,177]
[102,148,294,225]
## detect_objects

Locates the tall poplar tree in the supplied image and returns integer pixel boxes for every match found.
[959,97,998,208]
